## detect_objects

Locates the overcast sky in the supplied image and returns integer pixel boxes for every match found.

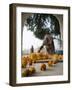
[23,26,42,50]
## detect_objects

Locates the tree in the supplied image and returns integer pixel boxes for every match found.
[26,14,60,40]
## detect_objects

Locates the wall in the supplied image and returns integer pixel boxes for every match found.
[55,15,63,40]
[54,15,63,50]
[0,0,72,90]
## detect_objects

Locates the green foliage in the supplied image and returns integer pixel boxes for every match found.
[26,14,60,40]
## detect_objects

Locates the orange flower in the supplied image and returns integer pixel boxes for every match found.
[48,61,53,67]
[40,64,46,71]
[58,55,63,60]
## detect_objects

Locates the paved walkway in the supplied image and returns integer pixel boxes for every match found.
[22,62,63,77]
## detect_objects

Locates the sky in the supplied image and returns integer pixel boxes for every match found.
[23,26,43,50]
